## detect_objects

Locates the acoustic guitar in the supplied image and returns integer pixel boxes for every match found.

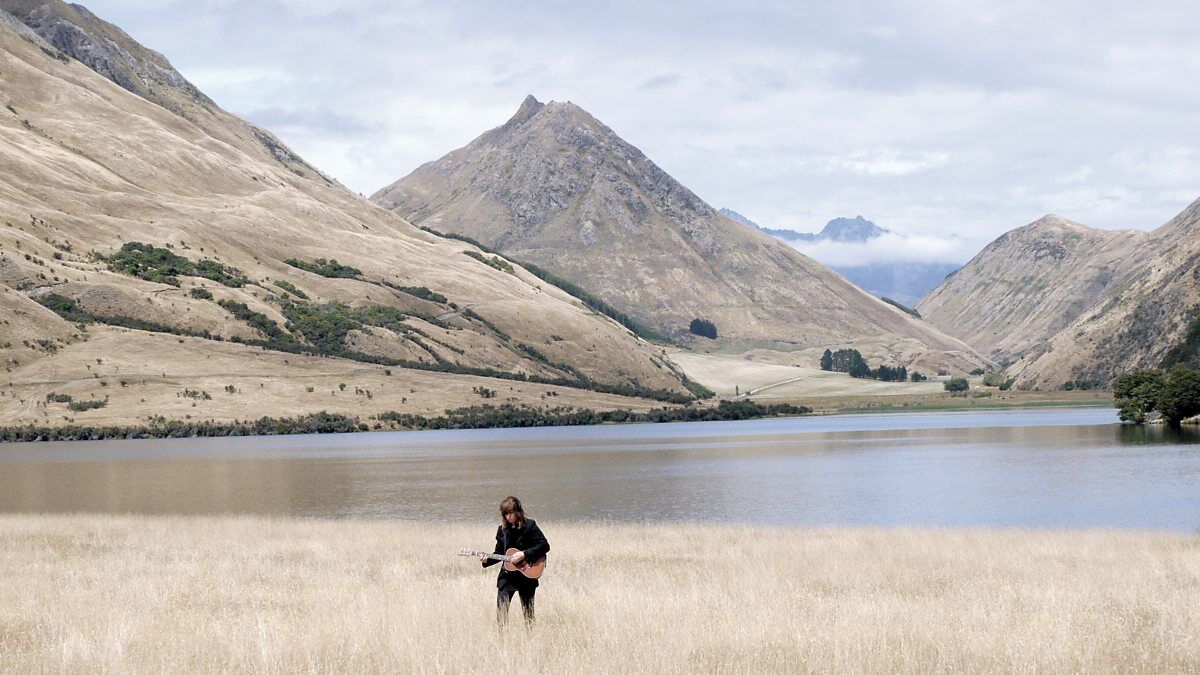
[458,547,547,579]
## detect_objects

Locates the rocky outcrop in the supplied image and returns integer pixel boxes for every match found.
[374,96,986,373]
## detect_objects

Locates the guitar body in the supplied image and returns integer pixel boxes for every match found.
[502,547,546,579]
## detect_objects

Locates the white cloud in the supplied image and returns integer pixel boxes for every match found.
[788,232,986,266]
[81,0,1200,246]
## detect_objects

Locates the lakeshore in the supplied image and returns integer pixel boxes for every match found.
[0,515,1196,672]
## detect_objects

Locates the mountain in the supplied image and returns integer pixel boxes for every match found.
[373,97,986,373]
[725,211,960,306]
[918,204,1200,389]
[817,216,888,243]
[0,3,693,429]
[721,211,889,243]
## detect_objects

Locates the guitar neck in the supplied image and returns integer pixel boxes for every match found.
[462,550,514,562]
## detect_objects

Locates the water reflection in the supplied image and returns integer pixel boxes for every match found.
[1,408,1198,529]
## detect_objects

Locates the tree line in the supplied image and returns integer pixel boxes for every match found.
[820,348,914,382]
[1114,364,1200,427]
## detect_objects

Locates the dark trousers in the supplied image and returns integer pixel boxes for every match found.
[496,576,536,625]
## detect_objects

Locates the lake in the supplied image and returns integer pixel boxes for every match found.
[1,407,1198,529]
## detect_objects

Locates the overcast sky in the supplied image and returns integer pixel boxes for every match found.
[84,0,1198,262]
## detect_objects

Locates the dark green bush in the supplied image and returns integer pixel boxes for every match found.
[944,377,969,392]
[284,258,362,278]
[463,250,514,274]
[689,318,717,339]
[272,279,308,299]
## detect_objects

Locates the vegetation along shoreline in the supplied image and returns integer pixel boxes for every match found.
[0,400,811,443]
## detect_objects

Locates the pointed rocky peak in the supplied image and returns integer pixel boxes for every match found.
[1026,214,1085,231]
[503,94,545,128]
[819,215,889,242]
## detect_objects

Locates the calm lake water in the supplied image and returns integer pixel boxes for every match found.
[2,407,1198,529]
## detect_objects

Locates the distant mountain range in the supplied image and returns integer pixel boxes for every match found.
[719,210,887,243]
[720,210,961,307]
[374,97,985,373]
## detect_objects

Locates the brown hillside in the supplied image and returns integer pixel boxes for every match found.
[373,96,986,374]
[919,199,1200,389]
[1006,198,1200,388]
[0,5,690,429]
[917,215,1150,364]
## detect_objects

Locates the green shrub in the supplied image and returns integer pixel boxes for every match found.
[218,300,289,341]
[463,250,514,274]
[106,242,247,287]
[189,287,213,300]
[284,258,362,278]
[379,282,447,305]
[944,377,969,392]
[272,279,308,299]
[68,398,107,412]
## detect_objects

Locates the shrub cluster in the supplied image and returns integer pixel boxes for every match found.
[106,242,248,287]
[378,281,447,305]
[943,377,970,392]
[67,398,107,412]
[272,279,308,299]
[377,400,812,430]
[284,258,362,278]
[463,250,514,274]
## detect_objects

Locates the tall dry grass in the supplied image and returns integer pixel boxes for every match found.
[0,515,1197,672]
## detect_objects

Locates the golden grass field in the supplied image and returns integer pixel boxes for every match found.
[1,515,1197,672]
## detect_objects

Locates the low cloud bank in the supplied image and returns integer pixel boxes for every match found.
[786,231,984,267]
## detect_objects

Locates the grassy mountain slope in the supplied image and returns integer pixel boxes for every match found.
[0,6,691,429]
[373,96,986,375]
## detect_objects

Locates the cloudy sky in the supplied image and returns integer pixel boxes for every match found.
[85,0,1198,263]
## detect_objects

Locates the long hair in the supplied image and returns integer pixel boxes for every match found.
[499,495,526,528]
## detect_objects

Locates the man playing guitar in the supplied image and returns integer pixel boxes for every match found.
[478,496,550,626]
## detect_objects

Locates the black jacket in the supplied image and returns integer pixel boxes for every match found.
[483,518,550,587]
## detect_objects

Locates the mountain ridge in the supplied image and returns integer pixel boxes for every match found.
[0,7,694,429]
[374,96,987,374]
[919,202,1200,388]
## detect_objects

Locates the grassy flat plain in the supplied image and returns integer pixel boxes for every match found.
[1,515,1196,672]
[670,351,1111,413]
